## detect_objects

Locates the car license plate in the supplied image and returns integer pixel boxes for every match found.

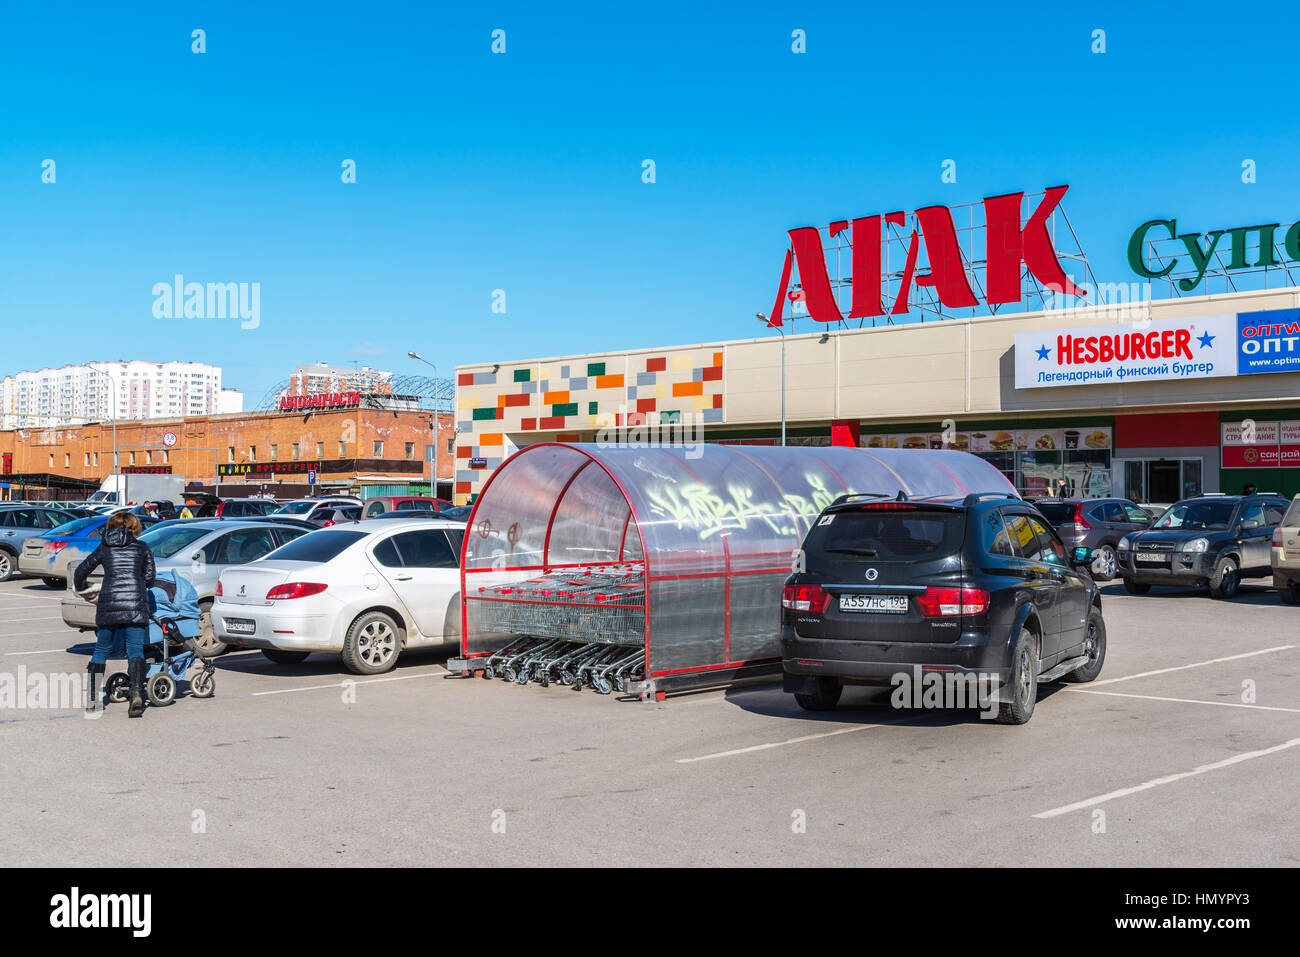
[1136,551,1168,563]
[839,594,908,613]
[224,618,256,635]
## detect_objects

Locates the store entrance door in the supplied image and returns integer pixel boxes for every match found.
[1120,458,1203,505]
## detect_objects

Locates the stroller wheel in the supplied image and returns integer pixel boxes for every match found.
[105,672,130,704]
[190,670,215,699]
[539,671,550,687]
[147,673,177,707]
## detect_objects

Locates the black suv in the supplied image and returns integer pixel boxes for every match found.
[1117,494,1290,599]
[781,492,1106,725]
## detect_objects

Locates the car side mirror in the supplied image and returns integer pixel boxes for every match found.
[1072,546,1094,565]
[1241,519,1261,531]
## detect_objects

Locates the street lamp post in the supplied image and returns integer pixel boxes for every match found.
[755,314,786,447]
[407,351,443,501]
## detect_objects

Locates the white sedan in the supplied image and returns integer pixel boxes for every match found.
[212,519,464,674]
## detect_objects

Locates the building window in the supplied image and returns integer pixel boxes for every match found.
[146,451,152,465]
[447,437,454,454]
[49,454,54,467]
[84,452,90,467]
[316,442,324,459]
[64,453,70,468]
[291,443,299,461]
[404,442,415,460]
[163,451,169,464]
[270,445,278,462]
[372,441,384,457]
[129,452,136,465]
[93,452,99,467]
[249,446,257,462]
[339,441,347,458]
[228,446,235,462]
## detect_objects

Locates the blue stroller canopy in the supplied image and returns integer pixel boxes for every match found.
[147,570,203,642]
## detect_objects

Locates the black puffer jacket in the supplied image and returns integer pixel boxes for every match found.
[73,526,156,629]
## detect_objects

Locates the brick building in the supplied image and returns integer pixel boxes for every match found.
[0,406,455,499]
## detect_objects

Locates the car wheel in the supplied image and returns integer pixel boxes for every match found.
[1122,578,1150,595]
[1208,556,1240,599]
[997,627,1039,725]
[0,549,15,583]
[1062,608,1106,683]
[792,677,842,712]
[1278,582,1300,605]
[1091,545,1117,581]
[262,649,311,665]
[187,602,228,657]
[341,611,401,675]
[42,577,64,589]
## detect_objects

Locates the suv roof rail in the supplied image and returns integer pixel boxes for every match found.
[961,492,1020,507]
[829,492,894,507]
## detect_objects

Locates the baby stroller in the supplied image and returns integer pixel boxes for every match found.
[102,571,216,707]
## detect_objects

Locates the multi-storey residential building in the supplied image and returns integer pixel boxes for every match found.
[0,361,239,429]
[285,362,393,398]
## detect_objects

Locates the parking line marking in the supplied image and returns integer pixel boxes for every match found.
[249,671,443,696]
[0,631,70,639]
[676,719,920,763]
[1034,735,1300,819]
[1088,645,1295,686]
[2,649,73,656]
[1074,689,1300,714]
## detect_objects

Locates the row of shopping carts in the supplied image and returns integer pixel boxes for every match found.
[470,564,646,647]
[479,636,645,694]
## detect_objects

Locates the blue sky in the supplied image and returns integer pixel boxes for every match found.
[2,0,1297,404]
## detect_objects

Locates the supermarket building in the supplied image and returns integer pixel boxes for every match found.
[453,285,1300,505]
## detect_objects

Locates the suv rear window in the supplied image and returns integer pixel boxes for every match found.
[1032,502,1073,524]
[265,530,367,563]
[804,507,965,561]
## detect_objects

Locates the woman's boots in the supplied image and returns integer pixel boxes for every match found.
[127,659,145,718]
[85,662,104,712]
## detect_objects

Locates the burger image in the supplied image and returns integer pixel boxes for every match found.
[952,434,970,451]
[990,431,1014,450]
[1035,433,1056,450]
[902,436,927,449]
[885,437,899,448]
[1085,430,1110,449]
[867,436,883,448]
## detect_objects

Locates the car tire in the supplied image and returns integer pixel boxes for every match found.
[1278,582,1300,605]
[187,601,228,658]
[262,649,311,665]
[0,549,15,583]
[1091,545,1117,581]
[1208,556,1240,600]
[42,577,64,589]
[1062,608,1106,683]
[792,677,842,712]
[341,611,402,675]
[997,627,1039,725]
[1122,578,1150,595]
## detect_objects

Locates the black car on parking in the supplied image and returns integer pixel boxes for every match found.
[1116,493,1290,599]
[781,492,1106,725]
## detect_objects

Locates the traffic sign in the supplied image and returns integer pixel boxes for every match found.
[307,469,317,485]
[162,432,177,448]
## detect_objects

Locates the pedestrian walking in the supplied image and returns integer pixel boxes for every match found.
[73,512,156,717]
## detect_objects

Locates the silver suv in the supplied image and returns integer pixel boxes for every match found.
[1273,494,1300,604]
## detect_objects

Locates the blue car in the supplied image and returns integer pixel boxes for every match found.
[0,504,89,583]
[16,513,161,587]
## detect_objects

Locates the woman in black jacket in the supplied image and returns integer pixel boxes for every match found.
[74,512,156,717]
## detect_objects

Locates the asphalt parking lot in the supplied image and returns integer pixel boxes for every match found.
[1,574,1297,867]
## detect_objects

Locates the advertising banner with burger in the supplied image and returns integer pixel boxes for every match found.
[862,427,1112,454]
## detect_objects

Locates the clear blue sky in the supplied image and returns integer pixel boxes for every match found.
[2,0,1297,404]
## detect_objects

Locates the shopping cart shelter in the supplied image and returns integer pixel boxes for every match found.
[451,442,1016,698]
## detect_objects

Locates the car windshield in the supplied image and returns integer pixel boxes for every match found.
[265,530,367,563]
[276,501,315,515]
[139,525,212,559]
[1154,500,1237,531]
[49,517,101,537]
[1032,502,1074,524]
[803,507,965,561]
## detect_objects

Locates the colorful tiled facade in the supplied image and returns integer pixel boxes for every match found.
[454,347,726,501]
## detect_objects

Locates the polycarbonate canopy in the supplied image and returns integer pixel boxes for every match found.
[461,443,1016,678]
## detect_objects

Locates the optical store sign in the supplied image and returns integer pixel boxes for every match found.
[1016,308,1300,389]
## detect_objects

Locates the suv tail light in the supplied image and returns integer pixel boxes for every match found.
[1073,503,1091,530]
[916,587,990,617]
[266,582,328,600]
[1274,527,1284,546]
[781,583,831,613]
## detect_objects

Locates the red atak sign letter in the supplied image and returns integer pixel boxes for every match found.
[984,185,1084,304]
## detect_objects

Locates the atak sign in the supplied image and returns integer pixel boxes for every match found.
[1129,217,1300,292]
[1016,307,1300,389]
[770,185,1083,324]
[279,391,362,412]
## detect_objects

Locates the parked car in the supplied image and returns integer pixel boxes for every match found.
[1271,494,1300,605]
[1117,493,1291,598]
[308,505,362,528]
[0,504,97,582]
[366,508,444,521]
[360,495,452,518]
[1033,497,1152,581]
[780,493,1105,725]
[18,514,163,587]
[184,498,280,518]
[238,515,320,532]
[272,497,363,522]
[62,519,311,655]
[438,505,473,522]
[212,519,466,674]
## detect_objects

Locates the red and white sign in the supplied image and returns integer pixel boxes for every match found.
[1280,420,1300,468]
[1222,421,1281,468]
[279,391,362,412]
[161,432,177,448]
